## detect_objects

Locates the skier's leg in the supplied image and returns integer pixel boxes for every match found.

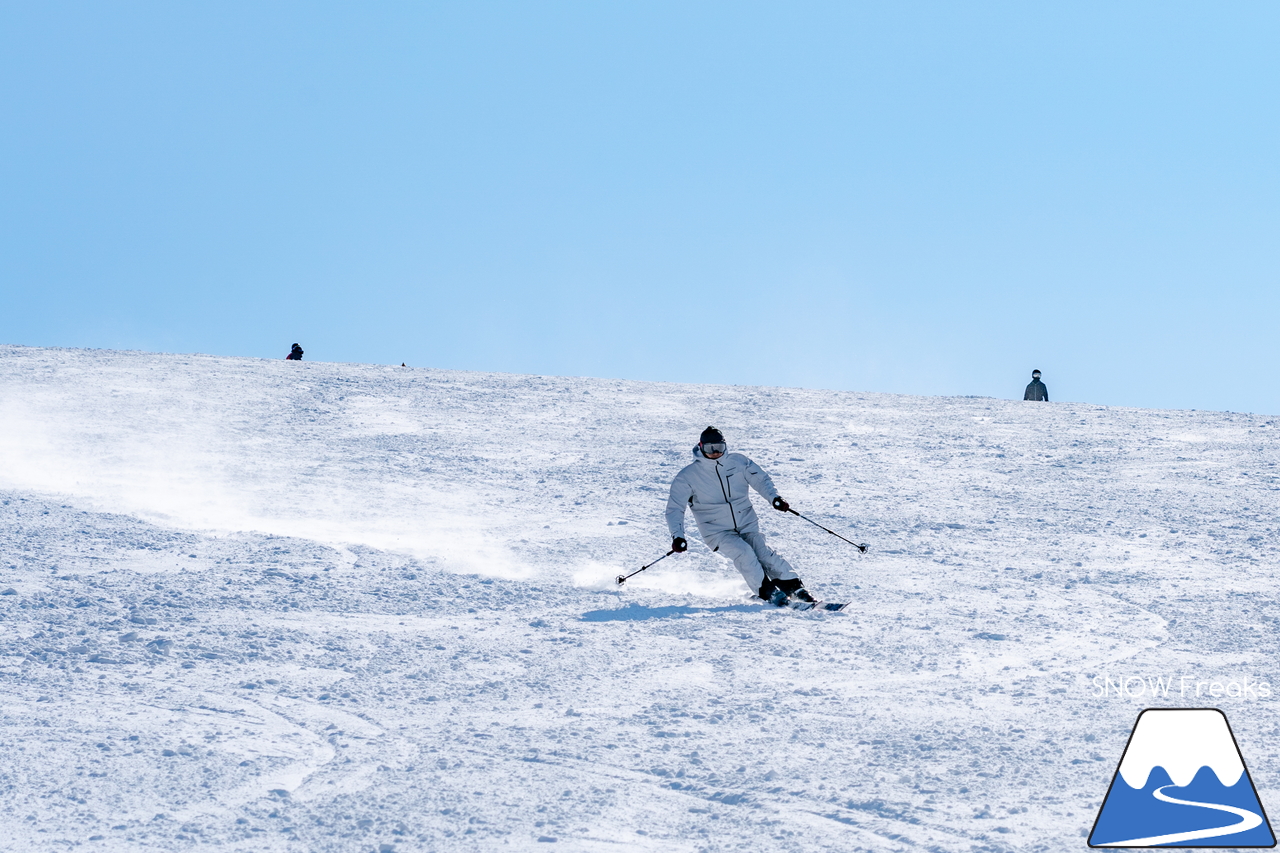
[742,532,813,601]
[705,533,768,598]
[742,532,799,582]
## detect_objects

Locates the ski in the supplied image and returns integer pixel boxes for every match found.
[784,599,850,613]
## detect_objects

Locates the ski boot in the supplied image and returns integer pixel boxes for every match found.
[759,578,789,607]
[777,578,815,603]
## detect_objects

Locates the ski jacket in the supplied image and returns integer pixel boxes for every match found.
[666,447,781,542]
[1024,379,1048,401]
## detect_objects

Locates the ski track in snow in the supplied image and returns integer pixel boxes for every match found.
[0,344,1278,852]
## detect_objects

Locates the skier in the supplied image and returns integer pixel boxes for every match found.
[1023,369,1048,401]
[666,426,814,607]
[285,343,304,361]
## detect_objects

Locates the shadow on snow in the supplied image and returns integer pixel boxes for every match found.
[581,603,762,622]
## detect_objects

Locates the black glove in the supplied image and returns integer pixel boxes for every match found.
[671,536,687,553]
[772,496,790,512]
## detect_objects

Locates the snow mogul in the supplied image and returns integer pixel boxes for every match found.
[666,426,814,607]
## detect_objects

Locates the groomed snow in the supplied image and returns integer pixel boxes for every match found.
[1,344,1277,852]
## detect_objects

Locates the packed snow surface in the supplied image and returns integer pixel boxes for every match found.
[1,345,1278,852]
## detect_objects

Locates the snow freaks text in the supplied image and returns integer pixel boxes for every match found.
[1091,675,1273,700]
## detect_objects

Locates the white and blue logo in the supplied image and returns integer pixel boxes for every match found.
[1089,708,1275,848]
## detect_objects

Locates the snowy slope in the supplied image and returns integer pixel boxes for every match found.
[1,344,1278,852]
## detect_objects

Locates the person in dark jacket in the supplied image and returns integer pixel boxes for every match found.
[1024,369,1048,401]
[285,343,304,361]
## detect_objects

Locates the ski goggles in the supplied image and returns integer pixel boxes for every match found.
[701,442,727,456]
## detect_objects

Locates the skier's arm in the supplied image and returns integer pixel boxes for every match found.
[1042,384,1048,402]
[666,474,693,539]
[742,457,780,503]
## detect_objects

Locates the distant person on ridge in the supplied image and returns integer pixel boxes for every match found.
[1024,369,1048,401]
[666,426,813,607]
[285,343,304,361]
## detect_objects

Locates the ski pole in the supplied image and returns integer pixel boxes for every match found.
[616,550,676,585]
[788,509,869,553]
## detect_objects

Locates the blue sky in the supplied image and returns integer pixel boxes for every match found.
[2,2,1277,414]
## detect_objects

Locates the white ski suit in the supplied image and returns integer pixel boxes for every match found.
[666,447,798,594]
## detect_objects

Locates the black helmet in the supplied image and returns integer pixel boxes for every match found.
[699,426,727,457]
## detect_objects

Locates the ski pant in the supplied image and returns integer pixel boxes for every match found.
[704,530,798,594]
